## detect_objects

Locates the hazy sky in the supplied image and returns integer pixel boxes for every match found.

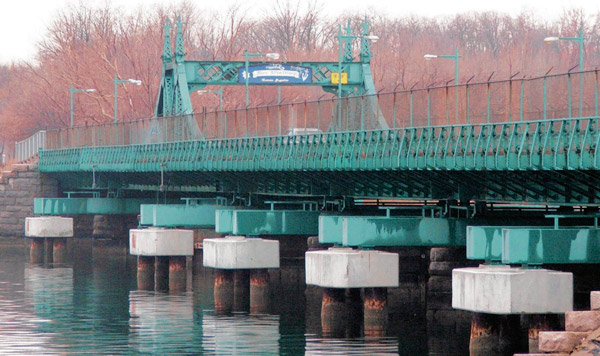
[1,0,599,64]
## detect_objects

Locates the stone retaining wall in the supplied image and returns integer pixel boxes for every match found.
[0,164,58,237]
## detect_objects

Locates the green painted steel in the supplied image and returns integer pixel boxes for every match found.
[319,215,469,247]
[502,227,600,264]
[215,208,236,234]
[466,226,507,262]
[34,198,157,215]
[318,215,344,244]
[215,209,319,236]
[155,17,376,121]
[39,117,600,172]
[139,199,222,227]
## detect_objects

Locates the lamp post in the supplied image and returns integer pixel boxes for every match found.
[544,28,585,117]
[243,48,279,107]
[114,74,142,123]
[197,87,223,111]
[336,25,379,98]
[69,85,96,128]
[425,47,460,123]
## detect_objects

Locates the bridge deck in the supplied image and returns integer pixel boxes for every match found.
[38,117,600,203]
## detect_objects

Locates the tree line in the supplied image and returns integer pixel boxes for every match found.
[0,1,598,142]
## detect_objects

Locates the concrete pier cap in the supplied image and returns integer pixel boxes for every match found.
[25,217,73,238]
[129,227,194,256]
[203,236,280,269]
[452,265,573,314]
[305,247,399,288]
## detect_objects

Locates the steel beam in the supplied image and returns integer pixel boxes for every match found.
[502,227,600,264]
[139,201,219,227]
[467,225,600,264]
[34,197,163,215]
[319,216,470,247]
[215,209,319,236]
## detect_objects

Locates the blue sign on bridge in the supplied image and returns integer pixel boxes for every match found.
[238,63,312,84]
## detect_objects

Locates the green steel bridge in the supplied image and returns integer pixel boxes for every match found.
[24,18,600,264]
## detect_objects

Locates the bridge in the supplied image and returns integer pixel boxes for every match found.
[18,18,600,355]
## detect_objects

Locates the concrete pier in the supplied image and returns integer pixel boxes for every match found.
[29,238,44,264]
[453,265,573,355]
[52,238,67,263]
[25,217,74,265]
[169,256,187,292]
[250,269,270,314]
[306,248,399,337]
[136,256,155,290]
[364,287,388,336]
[203,236,280,314]
[233,269,250,312]
[321,288,347,337]
[214,269,234,314]
[155,256,169,291]
[469,313,521,356]
[129,228,194,292]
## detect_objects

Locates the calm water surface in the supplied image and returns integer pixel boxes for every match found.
[0,239,466,355]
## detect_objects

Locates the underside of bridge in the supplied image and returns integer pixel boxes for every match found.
[46,168,600,205]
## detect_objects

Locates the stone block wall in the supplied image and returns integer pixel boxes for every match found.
[0,164,58,237]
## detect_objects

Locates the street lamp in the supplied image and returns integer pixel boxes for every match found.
[336,25,379,98]
[69,85,96,128]
[544,28,585,117]
[424,47,460,123]
[197,87,223,111]
[243,49,280,107]
[114,74,142,123]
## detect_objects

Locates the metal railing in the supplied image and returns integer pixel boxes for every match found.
[41,70,600,150]
[15,130,46,162]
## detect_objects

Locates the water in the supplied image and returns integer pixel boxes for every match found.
[0,239,469,355]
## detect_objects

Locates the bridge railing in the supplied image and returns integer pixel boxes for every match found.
[15,130,46,162]
[44,70,600,150]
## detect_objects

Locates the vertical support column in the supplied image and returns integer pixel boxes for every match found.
[346,288,363,338]
[44,238,53,264]
[469,313,521,356]
[233,269,250,312]
[321,288,346,337]
[29,238,44,264]
[155,256,169,292]
[137,256,155,290]
[52,238,67,264]
[250,269,270,314]
[169,256,187,292]
[214,269,234,314]
[528,314,560,353]
[364,287,388,336]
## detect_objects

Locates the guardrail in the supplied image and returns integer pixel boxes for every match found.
[15,131,46,163]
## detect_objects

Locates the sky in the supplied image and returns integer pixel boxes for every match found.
[0,0,599,64]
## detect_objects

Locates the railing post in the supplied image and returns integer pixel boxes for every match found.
[410,90,414,127]
[361,95,366,130]
[466,84,470,124]
[519,79,525,122]
[392,92,397,129]
[486,82,491,124]
[543,76,547,120]
[426,88,431,127]
[317,100,322,132]
[595,69,599,117]
[508,79,513,122]
[568,72,573,117]
[445,86,450,125]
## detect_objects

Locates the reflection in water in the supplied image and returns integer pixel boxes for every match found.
[129,291,201,354]
[305,335,399,355]
[0,240,478,354]
[202,313,280,354]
